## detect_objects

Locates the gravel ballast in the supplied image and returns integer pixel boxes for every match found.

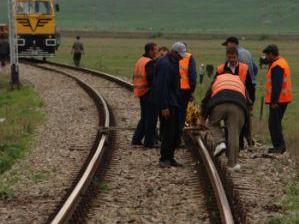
[42,65,213,223]
[0,64,99,224]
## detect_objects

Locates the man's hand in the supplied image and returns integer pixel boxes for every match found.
[271,103,279,109]
[162,108,170,119]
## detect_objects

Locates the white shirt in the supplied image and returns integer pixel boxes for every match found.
[227,62,239,74]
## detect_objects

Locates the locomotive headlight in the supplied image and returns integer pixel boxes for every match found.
[46,39,57,46]
[18,39,25,46]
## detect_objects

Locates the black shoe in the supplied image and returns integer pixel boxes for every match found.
[169,159,183,167]
[144,143,161,149]
[159,159,171,168]
[268,147,286,154]
[132,142,143,146]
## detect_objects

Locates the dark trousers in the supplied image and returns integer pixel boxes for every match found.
[73,53,82,66]
[269,104,288,148]
[132,95,158,146]
[178,90,191,137]
[160,106,179,160]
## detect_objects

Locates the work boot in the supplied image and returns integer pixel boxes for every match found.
[169,159,183,167]
[268,147,286,154]
[214,142,226,157]
[131,141,143,146]
[159,159,171,168]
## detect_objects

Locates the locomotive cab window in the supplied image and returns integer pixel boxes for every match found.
[17,1,52,15]
[17,2,30,14]
[34,1,52,14]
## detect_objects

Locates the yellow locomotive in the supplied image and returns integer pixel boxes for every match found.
[16,0,60,57]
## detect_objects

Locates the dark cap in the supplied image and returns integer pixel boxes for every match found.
[222,36,239,46]
[263,44,279,56]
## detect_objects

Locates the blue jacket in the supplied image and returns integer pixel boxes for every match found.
[150,54,181,110]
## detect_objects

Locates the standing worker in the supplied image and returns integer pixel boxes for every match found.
[132,43,159,148]
[178,42,197,142]
[201,73,250,171]
[263,44,292,154]
[222,37,257,103]
[71,36,84,67]
[0,33,9,69]
[150,42,186,167]
[216,47,255,102]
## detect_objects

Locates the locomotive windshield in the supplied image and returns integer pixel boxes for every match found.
[17,1,52,15]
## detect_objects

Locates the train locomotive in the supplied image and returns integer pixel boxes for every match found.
[16,0,60,57]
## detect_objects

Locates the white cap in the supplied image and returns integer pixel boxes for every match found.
[171,42,187,58]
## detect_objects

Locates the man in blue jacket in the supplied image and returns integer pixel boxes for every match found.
[150,42,185,167]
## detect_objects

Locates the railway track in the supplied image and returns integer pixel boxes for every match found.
[25,60,235,224]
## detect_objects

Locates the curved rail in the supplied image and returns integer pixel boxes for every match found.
[28,62,111,224]
[195,137,234,224]
[28,60,234,224]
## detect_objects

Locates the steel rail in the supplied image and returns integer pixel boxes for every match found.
[28,60,234,224]
[27,62,111,224]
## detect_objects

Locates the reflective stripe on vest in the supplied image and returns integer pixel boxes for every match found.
[179,53,192,90]
[265,57,292,104]
[217,63,248,83]
[133,56,151,97]
[212,73,246,97]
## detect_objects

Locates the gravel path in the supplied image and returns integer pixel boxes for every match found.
[0,64,99,224]
[42,65,212,224]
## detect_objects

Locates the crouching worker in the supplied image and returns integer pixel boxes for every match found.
[200,73,250,171]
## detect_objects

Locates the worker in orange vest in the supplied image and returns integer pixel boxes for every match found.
[263,45,293,154]
[178,42,197,142]
[216,47,255,148]
[132,42,159,148]
[201,73,250,171]
[216,47,255,103]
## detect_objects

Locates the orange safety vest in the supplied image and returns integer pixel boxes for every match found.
[133,56,151,97]
[212,73,246,97]
[217,62,248,83]
[265,57,292,104]
[179,53,192,90]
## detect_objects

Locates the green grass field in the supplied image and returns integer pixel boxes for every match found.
[1,0,299,34]
[51,37,298,157]
[0,73,44,198]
